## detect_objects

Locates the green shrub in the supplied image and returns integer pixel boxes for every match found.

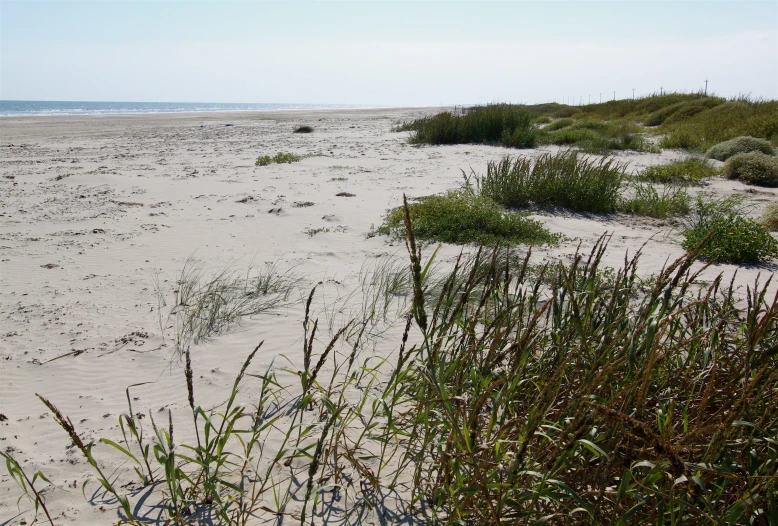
[619,182,690,218]
[706,136,775,161]
[293,125,314,133]
[256,152,302,166]
[758,202,778,231]
[722,151,778,187]
[682,214,778,263]
[406,104,537,148]
[638,157,719,185]
[474,150,627,213]
[374,190,557,246]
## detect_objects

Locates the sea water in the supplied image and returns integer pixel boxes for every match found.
[0,100,367,116]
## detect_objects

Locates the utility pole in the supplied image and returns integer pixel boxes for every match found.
[632,88,635,99]
[613,91,615,101]
[704,79,709,95]
[589,95,591,104]
[660,87,663,96]
[599,93,602,103]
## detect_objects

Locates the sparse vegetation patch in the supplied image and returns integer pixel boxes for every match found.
[255,152,301,166]
[706,135,775,161]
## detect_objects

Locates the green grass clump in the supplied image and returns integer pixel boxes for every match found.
[538,119,655,153]
[293,125,314,133]
[722,151,778,187]
[405,104,537,148]
[375,190,557,246]
[682,214,778,263]
[255,152,301,166]
[706,135,776,161]
[543,118,574,131]
[638,157,719,185]
[758,201,778,231]
[475,150,627,213]
[618,182,690,218]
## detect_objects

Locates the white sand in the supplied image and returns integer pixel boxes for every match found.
[1,108,776,524]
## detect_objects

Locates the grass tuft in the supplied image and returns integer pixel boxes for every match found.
[637,157,719,185]
[474,150,628,213]
[618,182,690,218]
[293,125,314,133]
[255,152,301,166]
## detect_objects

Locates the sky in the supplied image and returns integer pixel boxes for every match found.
[1,0,776,105]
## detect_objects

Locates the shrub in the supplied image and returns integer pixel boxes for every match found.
[474,150,627,213]
[638,157,719,185]
[706,136,775,161]
[722,151,778,187]
[407,104,537,148]
[374,190,557,246]
[256,152,302,166]
[618,182,690,218]
[758,202,778,231]
[293,125,314,133]
[682,214,778,263]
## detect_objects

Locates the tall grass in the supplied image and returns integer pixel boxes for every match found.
[405,104,537,148]
[24,214,778,523]
[473,150,628,213]
[637,157,719,185]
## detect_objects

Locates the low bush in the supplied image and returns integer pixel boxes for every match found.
[406,104,537,148]
[682,214,778,263]
[758,201,778,231]
[637,157,719,185]
[722,151,778,187]
[706,136,775,161]
[256,152,302,166]
[619,182,690,218]
[474,150,628,213]
[374,190,557,246]
[293,125,314,133]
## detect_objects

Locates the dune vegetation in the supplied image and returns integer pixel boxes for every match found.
[20,207,778,525]
[397,93,778,154]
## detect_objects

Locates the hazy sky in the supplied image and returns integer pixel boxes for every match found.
[1,0,776,105]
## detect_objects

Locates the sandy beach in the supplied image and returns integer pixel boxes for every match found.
[1,108,777,524]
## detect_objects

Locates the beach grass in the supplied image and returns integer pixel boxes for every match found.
[255,152,302,166]
[637,157,719,185]
[758,201,778,231]
[618,181,690,218]
[473,150,628,213]
[32,209,778,524]
[405,104,537,148]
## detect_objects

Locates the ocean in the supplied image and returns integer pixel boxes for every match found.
[0,100,368,116]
